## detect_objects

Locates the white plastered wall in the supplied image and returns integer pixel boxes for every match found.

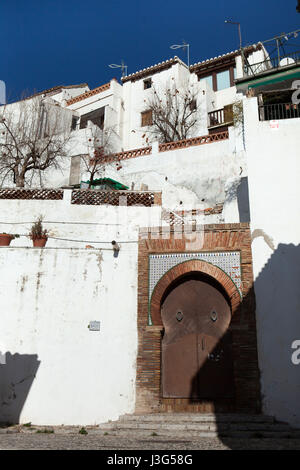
[0,198,162,425]
[244,97,300,428]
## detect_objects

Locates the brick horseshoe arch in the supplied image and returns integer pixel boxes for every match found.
[150,259,241,326]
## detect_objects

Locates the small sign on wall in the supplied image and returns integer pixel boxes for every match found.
[88,321,100,331]
[270,120,279,130]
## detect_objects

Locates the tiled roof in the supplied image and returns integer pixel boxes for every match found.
[190,44,261,72]
[66,82,111,106]
[121,57,187,83]
[24,83,88,101]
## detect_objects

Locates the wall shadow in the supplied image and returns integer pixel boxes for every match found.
[251,243,300,428]
[185,243,300,447]
[237,177,250,223]
[0,352,40,425]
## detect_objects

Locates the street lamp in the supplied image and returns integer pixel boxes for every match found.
[225,20,244,74]
[170,42,190,68]
[225,20,242,50]
[108,61,128,78]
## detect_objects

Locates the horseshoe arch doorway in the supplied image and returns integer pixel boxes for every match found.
[160,272,235,401]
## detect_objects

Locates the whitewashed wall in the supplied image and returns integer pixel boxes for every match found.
[121,61,206,150]
[105,127,247,220]
[244,97,300,428]
[0,199,162,425]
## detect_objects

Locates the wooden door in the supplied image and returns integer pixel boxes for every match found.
[161,277,235,399]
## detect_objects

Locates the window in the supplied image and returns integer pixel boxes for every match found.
[198,66,235,91]
[216,70,230,91]
[144,79,152,90]
[80,108,105,130]
[203,75,213,89]
[141,110,152,127]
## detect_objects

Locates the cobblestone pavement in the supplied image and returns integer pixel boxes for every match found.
[0,426,300,450]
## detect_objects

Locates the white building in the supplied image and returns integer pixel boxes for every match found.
[0,41,300,428]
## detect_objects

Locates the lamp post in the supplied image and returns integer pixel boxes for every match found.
[225,20,244,75]
[225,20,242,50]
[170,42,190,68]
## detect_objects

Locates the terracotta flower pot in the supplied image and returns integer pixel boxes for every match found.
[32,237,48,248]
[0,233,15,246]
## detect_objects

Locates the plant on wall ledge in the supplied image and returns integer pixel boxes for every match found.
[0,232,15,246]
[0,232,20,246]
[29,216,48,248]
[232,100,244,128]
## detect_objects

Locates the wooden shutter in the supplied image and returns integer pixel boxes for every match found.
[224,104,233,124]
[141,110,152,126]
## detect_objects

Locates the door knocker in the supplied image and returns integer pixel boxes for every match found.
[176,311,183,322]
[210,310,218,322]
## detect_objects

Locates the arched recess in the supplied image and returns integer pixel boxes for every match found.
[150,259,241,326]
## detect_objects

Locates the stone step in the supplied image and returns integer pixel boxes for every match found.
[99,413,300,439]
[97,428,300,439]
[100,421,292,433]
[100,422,222,432]
[119,413,276,424]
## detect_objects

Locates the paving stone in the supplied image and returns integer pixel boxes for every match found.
[0,433,300,450]
[0,414,299,449]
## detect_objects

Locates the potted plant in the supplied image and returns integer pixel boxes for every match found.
[0,232,15,246]
[29,216,48,247]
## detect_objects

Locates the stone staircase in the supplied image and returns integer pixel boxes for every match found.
[99,413,300,439]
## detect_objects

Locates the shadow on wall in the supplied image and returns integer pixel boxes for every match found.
[253,243,300,428]
[161,269,261,413]
[237,177,250,223]
[0,352,40,425]
[178,243,300,447]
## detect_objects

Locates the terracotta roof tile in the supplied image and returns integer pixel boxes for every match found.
[66,82,111,106]
[121,57,187,83]
[190,44,262,72]
[23,83,88,101]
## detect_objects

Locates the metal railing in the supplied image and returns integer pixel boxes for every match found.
[208,108,225,127]
[244,50,300,77]
[258,102,300,121]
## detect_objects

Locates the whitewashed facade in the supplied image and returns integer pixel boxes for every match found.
[0,43,300,427]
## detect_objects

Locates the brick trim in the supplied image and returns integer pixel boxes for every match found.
[158,131,229,152]
[96,131,229,165]
[136,224,261,414]
[66,82,111,106]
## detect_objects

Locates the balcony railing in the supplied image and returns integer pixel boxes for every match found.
[208,108,225,127]
[208,105,234,128]
[244,50,300,77]
[258,102,300,121]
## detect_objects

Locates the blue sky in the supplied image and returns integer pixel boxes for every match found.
[1,0,299,102]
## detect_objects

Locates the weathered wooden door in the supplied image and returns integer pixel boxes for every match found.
[161,276,235,399]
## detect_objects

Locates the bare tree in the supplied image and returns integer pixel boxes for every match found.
[0,96,73,188]
[80,124,119,188]
[142,81,200,143]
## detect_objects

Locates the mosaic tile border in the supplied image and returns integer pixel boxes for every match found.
[149,251,242,302]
